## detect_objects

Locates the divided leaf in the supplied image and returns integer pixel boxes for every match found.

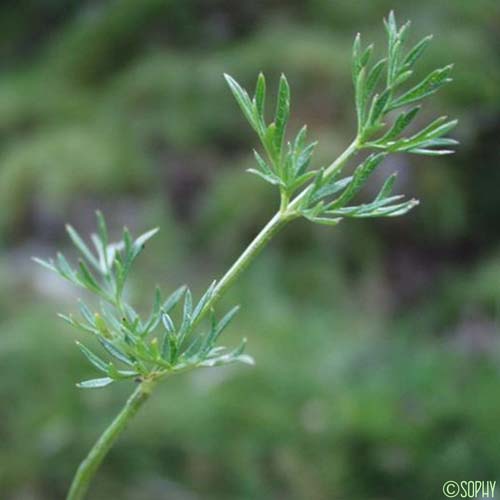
[353,11,455,153]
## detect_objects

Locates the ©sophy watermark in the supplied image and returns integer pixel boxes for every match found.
[442,480,496,498]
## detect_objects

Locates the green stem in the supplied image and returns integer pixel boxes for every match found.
[198,211,287,321]
[66,379,157,500]
[66,137,359,499]
[196,139,359,322]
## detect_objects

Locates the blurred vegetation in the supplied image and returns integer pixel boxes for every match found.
[0,1,499,499]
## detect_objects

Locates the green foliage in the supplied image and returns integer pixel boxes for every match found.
[25,7,467,500]
[1,0,499,498]
[301,154,419,224]
[33,15,457,483]
[34,212,253,389]
[225,73,318,205]
[353,12,457,153]
[36,13,457,393]
[225,12,456,226]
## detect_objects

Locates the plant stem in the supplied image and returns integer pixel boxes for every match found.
[197,139,359,321]
[66,379,157,500]
[201,211,287,317]
[66,137,359,499]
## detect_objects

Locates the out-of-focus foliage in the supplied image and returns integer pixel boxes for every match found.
[0,1,499,499]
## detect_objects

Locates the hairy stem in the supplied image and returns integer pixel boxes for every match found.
[67,380,157,500]
[67,137,359,499]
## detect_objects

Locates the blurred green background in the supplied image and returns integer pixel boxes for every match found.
[0,1,499,499]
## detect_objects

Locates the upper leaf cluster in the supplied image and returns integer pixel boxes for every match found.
[225,11,457,226]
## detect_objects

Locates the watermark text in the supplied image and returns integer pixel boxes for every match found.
[443,480,496,498]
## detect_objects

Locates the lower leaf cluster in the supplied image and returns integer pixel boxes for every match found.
[35,214,254,389]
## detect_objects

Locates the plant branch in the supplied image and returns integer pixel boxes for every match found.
[36,13,457,498]
[194,138,359,324]
[64,137,359,499]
